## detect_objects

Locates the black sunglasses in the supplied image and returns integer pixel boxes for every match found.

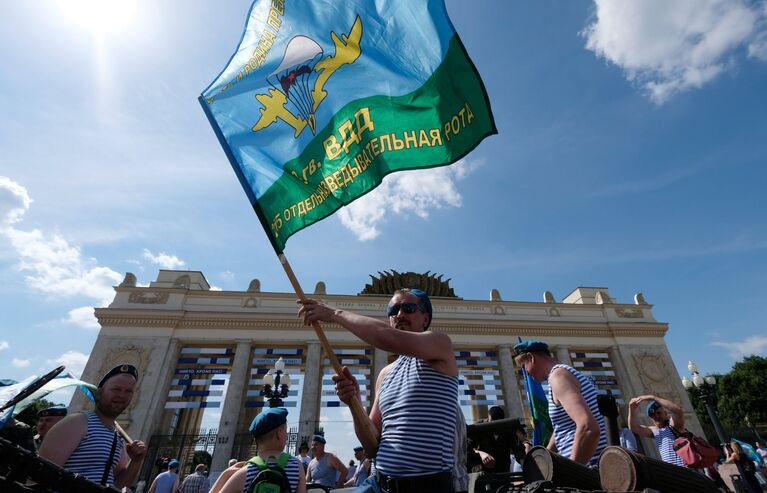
[387,302,421,317]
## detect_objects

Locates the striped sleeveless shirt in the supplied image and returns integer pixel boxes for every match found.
[547,364,607,466]
[63,411,124,485]
[653,425,685,466]
[243,455,301,492]
[375,355,458,477]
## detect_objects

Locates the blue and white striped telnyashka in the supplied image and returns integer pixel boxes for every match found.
[63,411,123,486]
[547,364,607,466]
[243,455,301,493]
[375,355,458,477]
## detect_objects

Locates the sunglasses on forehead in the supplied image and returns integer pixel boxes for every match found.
[387,302,421,317]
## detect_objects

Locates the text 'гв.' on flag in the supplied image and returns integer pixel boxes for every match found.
[200,0,496,253]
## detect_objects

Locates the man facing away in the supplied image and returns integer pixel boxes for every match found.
[148,459,180,493]
[179,463,210,493]
[39,363,147,489]
[305,435,347,488]
[513,340,607,466]
[219,407,306,493]
[628,394,686,467]
[34,405,67,450]
[300,287,459,492]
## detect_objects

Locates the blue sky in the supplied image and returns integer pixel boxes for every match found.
[1,0,766,431]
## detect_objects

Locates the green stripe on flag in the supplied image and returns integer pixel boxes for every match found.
[258,34,495,252]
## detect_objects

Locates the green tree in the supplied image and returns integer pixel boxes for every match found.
[686,355,767,445]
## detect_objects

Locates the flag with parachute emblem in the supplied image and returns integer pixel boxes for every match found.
[200,0,496,253]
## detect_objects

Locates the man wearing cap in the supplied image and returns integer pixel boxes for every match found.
[344,446,370,487]
[306,434,347,488]
[513,340,607,466]
[147,459,180,493]
[39,363,147,488]
[219,407,305,493]
[34,406,67,449]
[628,394,685,466]
[300,287,459,492]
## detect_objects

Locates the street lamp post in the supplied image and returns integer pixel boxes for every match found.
[681,360,728,445]
[261,357,291,408]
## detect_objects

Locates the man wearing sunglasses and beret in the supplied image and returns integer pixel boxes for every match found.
[299,288,459,493]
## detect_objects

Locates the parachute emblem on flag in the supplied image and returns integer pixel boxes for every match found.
[252,16,363,137]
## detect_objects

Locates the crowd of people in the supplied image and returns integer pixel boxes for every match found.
[6,287,767,493]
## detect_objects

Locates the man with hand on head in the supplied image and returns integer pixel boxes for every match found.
[34,405,67,449]
[513,340,607,466]
[628,395,685,466]
[219,407,305,493]
[39,364,147,488]
[299,288,459,492]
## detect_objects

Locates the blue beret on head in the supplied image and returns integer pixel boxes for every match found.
[407,289,433,329]
[37,406,67,418]
[168,459,179,468]
[646,400,661,417]
[353,446,364,452]
[312,434,327,444]
[249,407,288,438]
[513,340,549,354]
[98,363,139,388]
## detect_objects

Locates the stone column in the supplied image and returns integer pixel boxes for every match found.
[297,342,322,444]
[210,340,251,475]
[555,346,572,366]
[498,344,524,419]
[373,348,389,395]
[137,337,180,441]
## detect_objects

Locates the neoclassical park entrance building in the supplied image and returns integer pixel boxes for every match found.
[71,269,700,480]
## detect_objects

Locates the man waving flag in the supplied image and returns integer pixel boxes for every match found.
[200,0,496,253]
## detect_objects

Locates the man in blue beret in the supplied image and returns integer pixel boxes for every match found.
[628,394,685,466]
[300,288,458,492]
[39,363,147,488]
[218,407,306,493]
[147,458,179,493]
[306,434,347,489]
[513,340,607,466]
[34,405,67,449]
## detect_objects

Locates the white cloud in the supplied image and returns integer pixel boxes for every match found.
[711,335,767,358]
[12,358,31,368]
[583,0,767,103]
[48,350,90,378]
[0,177,122,304]
[65,306,100,330]
[0,176,32,228]
[337,159,479,241]
[142,248,186,269]
[0,341,8,351]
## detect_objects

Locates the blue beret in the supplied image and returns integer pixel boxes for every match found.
[249,407,288,438]
[37,406,67,418]
[98,363,139,388]
[168,459,179,468]
[513,340,549,354]
[646,400,661,416]
[312,434,326,444]
[407,289,433,329]
[353,446,364,452]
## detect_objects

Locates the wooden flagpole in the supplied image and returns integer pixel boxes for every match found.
[278,253,379,453]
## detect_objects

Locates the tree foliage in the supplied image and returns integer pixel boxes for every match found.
[686,355,767,445]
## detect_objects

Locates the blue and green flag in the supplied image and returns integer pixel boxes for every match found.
[200,0,496,253]
[518,338,553,446]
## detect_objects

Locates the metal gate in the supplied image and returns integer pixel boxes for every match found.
[139,429,218,485]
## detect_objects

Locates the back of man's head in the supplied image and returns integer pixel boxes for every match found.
[488,406,505,421]
[195,463,206,473]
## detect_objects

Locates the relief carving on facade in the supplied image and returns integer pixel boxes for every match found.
[615,308,644,318]
[128,291,170,304]
[631,351,679,402]
[97,344,152,416]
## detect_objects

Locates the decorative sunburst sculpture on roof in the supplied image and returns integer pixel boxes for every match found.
[360,270,458,298]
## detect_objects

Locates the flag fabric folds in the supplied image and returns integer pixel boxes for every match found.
[0,372,95,424]
[201,0,496,253]
[522,368,553,446]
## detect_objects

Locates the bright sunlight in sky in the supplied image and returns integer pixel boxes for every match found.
[55,0,137,38]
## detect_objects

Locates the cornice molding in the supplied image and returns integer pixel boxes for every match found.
[95,310,667,338]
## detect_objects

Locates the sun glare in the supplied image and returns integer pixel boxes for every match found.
[57,0,137,37]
